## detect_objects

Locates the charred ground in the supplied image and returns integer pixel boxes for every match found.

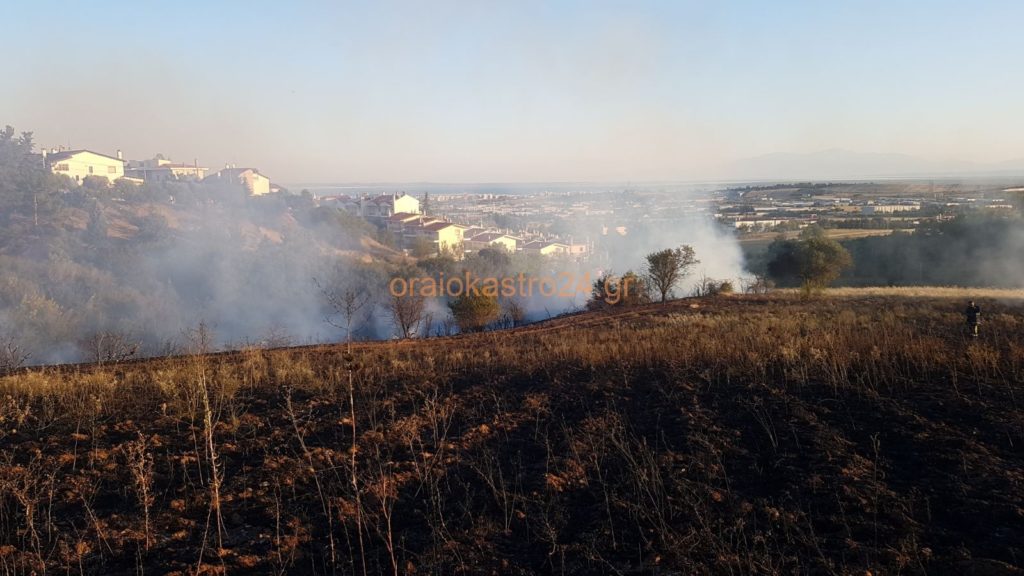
[2,291,1023,575]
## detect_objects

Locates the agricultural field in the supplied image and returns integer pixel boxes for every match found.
[1,290,1023,575]
[738,228,899,247]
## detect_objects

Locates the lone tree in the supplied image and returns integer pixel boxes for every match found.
[388,291,425,338]
[316,264,381,345]
[798,235,852,293]
[321,282,372,343]
[0,335,29,375]
[78,330,139,365]
[387,267,427,339]
[766,227,852,294]
[645,245,699,302]
[448,291,500,333]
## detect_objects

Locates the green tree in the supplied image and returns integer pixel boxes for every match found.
[135,212,170,243]
[767,228,852,294]
[82,175,112,192]
[644,245,699,302]
[587,271,649,309]
[85,203,109,245]
[464,247,512,278]
[797,236,852,292]
[764,237,801,285]
[0,125,64,230]
[448,291,500,333]
[417,254,458,280]
[617,271,649,306]
[411,236,436,258]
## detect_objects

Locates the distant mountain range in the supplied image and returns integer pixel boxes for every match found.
[720,149,1024,181]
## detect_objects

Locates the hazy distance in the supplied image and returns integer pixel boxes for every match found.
[5,0,1024,183]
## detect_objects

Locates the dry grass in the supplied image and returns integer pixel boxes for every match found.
[0,292,1023,575]
[815,286,1024,300]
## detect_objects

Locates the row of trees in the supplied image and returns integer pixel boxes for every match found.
[583,227,855,314]
[320,242,723,338]
[838,216,1024,287]
[758,215,1024,289]
[586,245,739,310]
[320,257,530,340]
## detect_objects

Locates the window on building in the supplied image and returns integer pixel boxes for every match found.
[55,163,69,171]
[108,166,117,173]
[88,166,94,174]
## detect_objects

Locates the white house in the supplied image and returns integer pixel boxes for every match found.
[465,232,519,253]
[44,149,125,184]
[320,194,362,213]
[205,167,271,196]
[522,240,570,256]
[362,193,420,219]
[126,156,208,182]
[385,211,427,233]
[405,221,466,258]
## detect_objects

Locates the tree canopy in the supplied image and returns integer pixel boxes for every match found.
[644,245,698,302]
[766,227,852,293]
[448,291,501,333]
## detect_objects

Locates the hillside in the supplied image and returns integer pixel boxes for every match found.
[0,178,408,364]
[1,193,402,262]
[2,291,1024,575]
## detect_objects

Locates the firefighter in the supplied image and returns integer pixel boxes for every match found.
[964,300,981,338]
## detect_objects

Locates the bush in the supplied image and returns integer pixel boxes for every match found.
[693,275,735,297]
[587,271,649,310]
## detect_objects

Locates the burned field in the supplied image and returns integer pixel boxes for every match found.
[2,293,1023,575]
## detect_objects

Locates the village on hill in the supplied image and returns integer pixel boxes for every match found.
[34,146,591,261]
[39,149,1022,279]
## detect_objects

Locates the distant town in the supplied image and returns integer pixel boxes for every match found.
[33,146,1024,266]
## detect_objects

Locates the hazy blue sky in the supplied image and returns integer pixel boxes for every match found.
[4,0,1023,182]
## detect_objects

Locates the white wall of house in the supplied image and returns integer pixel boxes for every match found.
[466,235,517,253]
[243,171,271,195]
[48,151,124,183]
[394,194,421,214]
[363,194,421,218]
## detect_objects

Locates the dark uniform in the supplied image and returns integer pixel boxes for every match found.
[964,301,981,337]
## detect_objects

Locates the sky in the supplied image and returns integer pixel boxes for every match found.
[3,0,1024,183]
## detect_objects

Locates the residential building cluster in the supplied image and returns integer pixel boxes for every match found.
[316,191,587,259]
[38,147,278,196]
[38,144,1019,258]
